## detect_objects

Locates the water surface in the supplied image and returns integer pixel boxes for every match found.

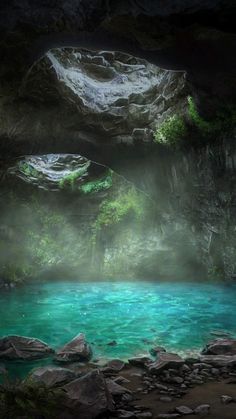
[0,281,236,377]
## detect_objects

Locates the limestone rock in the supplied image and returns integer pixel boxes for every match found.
[0,335,54,360]
[55,333,92,362]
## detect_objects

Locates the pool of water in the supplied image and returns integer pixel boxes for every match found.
[0,280,236,378]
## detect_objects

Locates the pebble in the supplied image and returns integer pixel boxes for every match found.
[136,413,152,418]
[194,404,210,415]
[159,396,172,402]
[155,384,169,391]
[221,395,233,404]
[157,415,180,419]
[117,410,135,418]
[175,405,193,415]
[170,376,184,384]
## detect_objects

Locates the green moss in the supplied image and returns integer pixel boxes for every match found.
[19,162,39,178]
[80,170,113,194]
[59,165,88,191]
[154,114,187,146]
[188,96,236,136]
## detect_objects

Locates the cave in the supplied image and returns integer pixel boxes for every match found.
[0,1,236,419]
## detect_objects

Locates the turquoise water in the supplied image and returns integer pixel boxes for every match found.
[0,281,236,377]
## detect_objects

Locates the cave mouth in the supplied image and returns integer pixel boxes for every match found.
[0,41,236,392]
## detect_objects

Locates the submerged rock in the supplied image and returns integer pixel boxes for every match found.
[0,335,54,360]
[63,370,113,418]
[27,366,76,387]
[202,338,236,355]
[55,333,92,362]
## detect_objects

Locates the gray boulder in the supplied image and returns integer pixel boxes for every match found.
[27,366,76,387]
[0,335,54,360]
[55,333,92,362]
[63,370,114,418]
[202,339,236,355]
[148,352,184,374]
[199,355,236,367]
[106,378,131,396]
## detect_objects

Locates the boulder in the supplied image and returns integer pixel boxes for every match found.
[199,355,236,367]
[148,352,184,374]
[55,333,92,362]
[106,378,131,396]
[0,335,54,360]
[63,370,114,418]
[128,356,152,368]
[27,366,76,387]
[202,339,236,355]
[102,359,126,373]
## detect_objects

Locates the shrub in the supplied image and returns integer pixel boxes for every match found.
[94,186,144,231]
[154,114,187,146]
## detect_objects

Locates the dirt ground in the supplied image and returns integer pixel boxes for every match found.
[120,366,236,419]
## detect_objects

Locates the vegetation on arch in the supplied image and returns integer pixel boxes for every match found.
[154,96,236,147]
[154,114,187,146]
[92,185,146,239]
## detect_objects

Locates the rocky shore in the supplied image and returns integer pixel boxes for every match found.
[0,335,236,418]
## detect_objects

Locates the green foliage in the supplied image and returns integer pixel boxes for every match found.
[0,378,68,419]
[59,165,88,191]
[188,96,236,136]
[80,170,113,194]
[94,186,145,233]
[154,114,187,146]
[188,96,219,134]
[19,162,39,178]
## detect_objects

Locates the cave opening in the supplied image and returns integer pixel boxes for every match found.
[0,3,236,416]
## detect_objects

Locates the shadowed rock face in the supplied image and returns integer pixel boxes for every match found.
[0,0,235,158]
[63,369,114,418]
[28,366,76,387]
